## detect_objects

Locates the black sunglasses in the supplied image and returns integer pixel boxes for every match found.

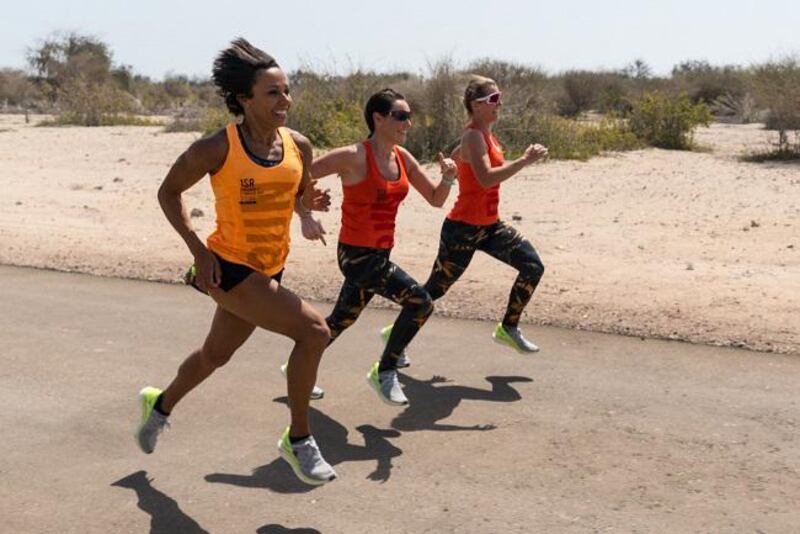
[385,110,413,122]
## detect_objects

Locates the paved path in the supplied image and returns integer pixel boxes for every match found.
[1,266,798,533]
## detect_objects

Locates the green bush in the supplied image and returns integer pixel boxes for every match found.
[628,92,712,149]
[498,112,639,161]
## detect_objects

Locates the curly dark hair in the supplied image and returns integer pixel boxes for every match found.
[212,38,279,115]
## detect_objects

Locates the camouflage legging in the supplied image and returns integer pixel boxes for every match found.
[423,218,544,327]
[326,243,434,371]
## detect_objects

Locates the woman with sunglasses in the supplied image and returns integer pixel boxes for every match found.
[301,88,457,406]
[134,39,337,486]
[420,76,548,353]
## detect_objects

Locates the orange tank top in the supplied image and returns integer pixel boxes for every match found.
[339,140,410,249]
[447,127,503,226]
[206,123,302,276]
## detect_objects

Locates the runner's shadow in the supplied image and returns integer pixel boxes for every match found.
[111,470,209,534]
[257,526,322,534]
[391,374,533,432]
[205,398,402,493]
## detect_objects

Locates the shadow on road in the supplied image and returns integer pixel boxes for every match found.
[391,374,533,432]
[205,397,402,494]
[111,470,209,534]
[257,526,322,534]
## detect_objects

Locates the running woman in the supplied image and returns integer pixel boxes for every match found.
[402,76,548,353]
[309,88,457,406]
[135,39,336,486]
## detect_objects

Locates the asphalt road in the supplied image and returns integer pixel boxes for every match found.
[2,266,798,533]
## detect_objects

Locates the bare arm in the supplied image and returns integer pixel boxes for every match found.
[400,148,457,208]
[462,130,547,188]
[290,130,330,216]
[290,130,329,245]
[157,130,227,290]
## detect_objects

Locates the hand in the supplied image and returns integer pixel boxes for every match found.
[301,178,331,212]
[523,143,548,164]
[437,151,457,179]
[300,215,327,246]
[192,246,221,293]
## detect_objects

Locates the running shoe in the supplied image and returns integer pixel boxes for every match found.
[277,427,337,485]
[366,362,409,406]
[280,363,325,400]
[492,323,540,354]
[380,324,411,368]
[135,386,169,454]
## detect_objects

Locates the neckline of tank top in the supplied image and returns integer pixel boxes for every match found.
[365,139,403,183]
[236,125,284,168]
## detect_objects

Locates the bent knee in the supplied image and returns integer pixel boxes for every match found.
[411,289,434,318]
[521,258,545,282]
[298,316,331,348]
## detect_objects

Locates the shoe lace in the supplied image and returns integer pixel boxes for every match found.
[295,437,322,471]
[154,414,171,434]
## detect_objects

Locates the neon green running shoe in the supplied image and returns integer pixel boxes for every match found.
[135,386,169,454]
[366,362,408,406]
[277,427,337,486]
[380,324,410,368]
[492,323,540,354]
[280,363,324,400]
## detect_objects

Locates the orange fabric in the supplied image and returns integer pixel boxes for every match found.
[339,140,410,249]
[206,123,302,276]
[447,127,503,226]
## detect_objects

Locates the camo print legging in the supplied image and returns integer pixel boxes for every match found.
[326,243,434,370]
[423,219,544,327]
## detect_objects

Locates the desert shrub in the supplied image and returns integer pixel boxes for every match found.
[672,60,748,104]
[596,76,633,115]
[498,112,639,161]
[741,130,800,162]
[628,91,712,149]
[752,57,800,131]
[747,57,800,160]
[287,70,367,147]
[0,68,41,109]
[408,58,464,159]
[38,77,157,126]
[711,92,760,124]
[557,70,608,117]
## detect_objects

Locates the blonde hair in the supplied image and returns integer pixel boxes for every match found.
[464,75,498,114]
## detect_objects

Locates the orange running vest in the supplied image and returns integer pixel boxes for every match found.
[447,127,503,226]
[339,140,410,249]
[206,123,302,276]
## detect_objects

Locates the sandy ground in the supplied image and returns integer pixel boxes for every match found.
[0,114,797,354]
[3,266,800,533]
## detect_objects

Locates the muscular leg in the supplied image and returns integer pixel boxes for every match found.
[422,219,479,301]
[479,221,545,328]
[160,305,255,413]
[375,263,433,371]
[325,279,375,343]
[209,273,330,438]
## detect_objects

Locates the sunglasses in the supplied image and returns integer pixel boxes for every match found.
[386,110,413,121]
[473,91,502,105]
